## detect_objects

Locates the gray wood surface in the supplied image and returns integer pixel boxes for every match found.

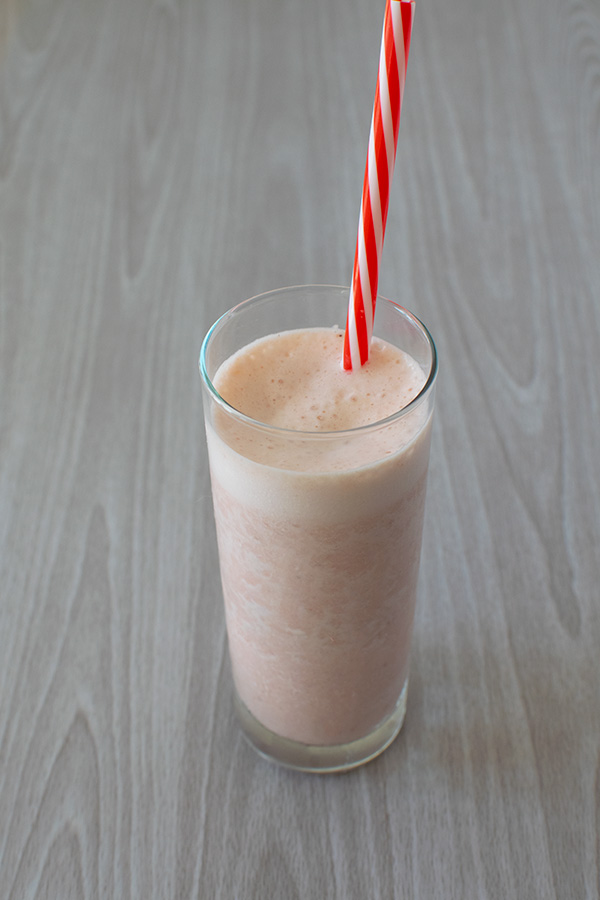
[1,0,599,896]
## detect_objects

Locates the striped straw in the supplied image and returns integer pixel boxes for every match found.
[343,0,415,370]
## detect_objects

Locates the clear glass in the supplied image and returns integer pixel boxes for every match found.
[200,285,437,773]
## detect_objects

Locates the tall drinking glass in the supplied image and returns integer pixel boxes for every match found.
[200,285,437,773]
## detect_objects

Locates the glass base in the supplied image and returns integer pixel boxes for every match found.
[234,681,408,774]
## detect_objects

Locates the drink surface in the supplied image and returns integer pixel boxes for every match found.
[211,328,428,474]
[214,327,425,432]
[206,327,433,747]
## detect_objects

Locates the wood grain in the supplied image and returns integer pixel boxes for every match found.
[1,0,599,896]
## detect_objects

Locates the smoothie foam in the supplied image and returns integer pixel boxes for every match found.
[207,327,433,747]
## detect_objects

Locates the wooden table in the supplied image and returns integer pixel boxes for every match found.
[1,0,598,896]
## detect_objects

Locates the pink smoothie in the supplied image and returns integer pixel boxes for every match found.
[206,328,432,747]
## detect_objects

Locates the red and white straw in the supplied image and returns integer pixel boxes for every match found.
[343,0,415,370]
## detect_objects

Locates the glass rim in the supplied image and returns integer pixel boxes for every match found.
[199,284,438,438]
